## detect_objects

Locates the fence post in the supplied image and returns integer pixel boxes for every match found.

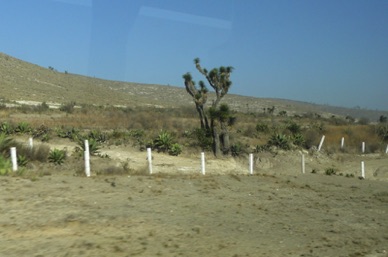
[10,147,18,172]
[147,148,153,174]
[249,153,254,175]
[201,152,205,175]
[361,161,365,179]
[84,140,91,177]
[318,135,325,152]
[29,137,33,150]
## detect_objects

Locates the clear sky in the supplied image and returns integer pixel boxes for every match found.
[0,0,387,110]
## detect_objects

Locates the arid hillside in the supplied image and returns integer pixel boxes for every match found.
[1,52,387,120]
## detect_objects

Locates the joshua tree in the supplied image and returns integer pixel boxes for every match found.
[183,72,209,130]
[183,58,234,157]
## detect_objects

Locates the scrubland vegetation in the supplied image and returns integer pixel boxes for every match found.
[1,100,387,177]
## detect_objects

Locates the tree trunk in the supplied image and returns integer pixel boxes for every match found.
[220,121,230,155]
[211,119,221,157]
[196,105,210,130]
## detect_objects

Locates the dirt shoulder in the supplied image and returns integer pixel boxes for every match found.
[1,137,388,256]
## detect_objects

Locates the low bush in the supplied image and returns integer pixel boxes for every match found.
[48,148,66,165]
[0,155,12,175]
[169,143,182,156]
[268,133,290,150]
[325,167,337,176]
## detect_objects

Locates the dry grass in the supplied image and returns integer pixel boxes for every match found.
[325,125,382,153]
[2,104,387,155]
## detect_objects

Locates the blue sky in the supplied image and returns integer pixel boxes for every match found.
[0,0,387,110]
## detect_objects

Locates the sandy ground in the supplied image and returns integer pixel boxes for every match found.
[1,139,388,257]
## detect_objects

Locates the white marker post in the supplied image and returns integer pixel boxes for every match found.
[386,144,388,154]
[340,137,345,150]
[362,142,365,154]
[318,135,325,152]
[28,137,33,150]
[301,154,305,174]
[10,147,18,172]
[84,140,91,177]
[84,140,89,156]
[361,161,365,179]
[249,153,254,175]
[201,152,206,175]
[147,148,153,174]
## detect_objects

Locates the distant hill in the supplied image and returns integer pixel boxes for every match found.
[1,52,387,121]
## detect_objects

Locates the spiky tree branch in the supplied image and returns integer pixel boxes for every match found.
[183,72,209,130]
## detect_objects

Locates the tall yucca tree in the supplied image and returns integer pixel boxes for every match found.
[184,58,234,157]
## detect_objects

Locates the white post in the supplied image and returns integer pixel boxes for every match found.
[362,142,365,154]
[84,140,90,177]
[84,140,89,156]
[147,148,153,174]
[249,153,254,175]
[28,137,33,149]
[361,161,365,179]
[10,147,18,172]
[340,137,344,149]
[301,154,305,174]
[84,151,91,177]
[318,135,325,152]
[201,152,206,175]
[386,144,388,154]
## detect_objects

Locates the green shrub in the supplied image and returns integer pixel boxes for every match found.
[292,133,305,147]
[191,128,212,150]
[128,129,145,139]
[325,168,337,176]
[88,129,108,143]
[256,123,269,133]
[76,137,100,155]
[0,122,13,135]
[287,121,301,135]
[153,130,173,153]
[15,122,31,134]
[48,149,66,165]
[169,143,182,156]
[376,124,388,141]
[268,133,290,150]
[230,143,242,157]
[17,154,28,167]
[56,127,80,141]
[0,155,12,175]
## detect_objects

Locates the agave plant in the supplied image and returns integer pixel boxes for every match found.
[0,122,13,135]
[17,154,28,167]
[15,122,31,134]
[153,130,173,153]
[76,137,100,155]
[268,133,290,150]
[48,148,66,165]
